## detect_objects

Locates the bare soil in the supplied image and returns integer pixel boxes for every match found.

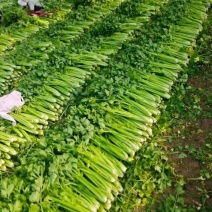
[164,66,212,210]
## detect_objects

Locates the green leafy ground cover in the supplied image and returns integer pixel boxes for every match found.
[0,0,168,168]
[0,0,211,211]
[113,6,212,212]
[0,0,128,95]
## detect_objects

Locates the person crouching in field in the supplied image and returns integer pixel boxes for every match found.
[0,11,3,22]
[18,0,50,16]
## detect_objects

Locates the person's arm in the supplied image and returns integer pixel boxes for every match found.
[28,1,36,14]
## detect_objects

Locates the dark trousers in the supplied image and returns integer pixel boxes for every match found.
[34,5,44,11]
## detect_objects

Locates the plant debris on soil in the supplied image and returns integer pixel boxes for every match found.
[164,66,212,210]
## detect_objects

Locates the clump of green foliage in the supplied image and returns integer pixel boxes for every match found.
[1,5,29,27]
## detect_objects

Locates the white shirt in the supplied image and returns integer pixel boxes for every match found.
[27,0,43,10]
[0,91,25,126]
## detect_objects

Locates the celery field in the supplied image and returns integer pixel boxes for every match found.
[0,0,211,211]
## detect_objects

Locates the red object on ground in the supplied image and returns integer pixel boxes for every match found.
[30,10,50,17]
